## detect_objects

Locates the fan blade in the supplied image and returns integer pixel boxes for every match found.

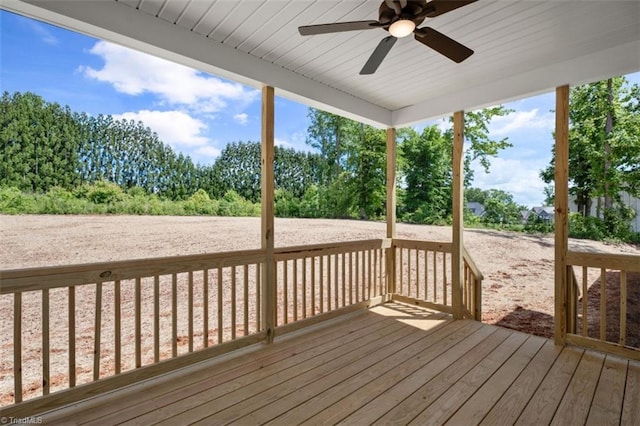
[299,20,380,36]
[417,0,477,18]
[360,36,397,75]
[414,27,473,63]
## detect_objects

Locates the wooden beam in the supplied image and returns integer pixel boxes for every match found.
[452,111,465,320]
[554,85,570,345]
[261,85,275,343]
[386,128,397,294]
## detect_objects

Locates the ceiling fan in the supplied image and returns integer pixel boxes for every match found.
[298,0,477,75]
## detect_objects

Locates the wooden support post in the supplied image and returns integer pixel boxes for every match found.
[452,111,465,320]
[386,128,397,296]
[554,85,570,345]
[261,85,275,343]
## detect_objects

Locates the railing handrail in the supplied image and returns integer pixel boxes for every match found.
[274,239,387,260]
[0,248,267,294]
[567,250,640,272]
[463,246,484,281]
[0,240,397,294]
[393,239,452,252]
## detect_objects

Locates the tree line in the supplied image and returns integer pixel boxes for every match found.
[0,90,515,223]
[2,83,638,241]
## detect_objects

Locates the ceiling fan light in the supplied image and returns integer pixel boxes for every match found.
[388,19,415,38]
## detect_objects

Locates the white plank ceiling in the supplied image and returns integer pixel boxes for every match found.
[4,0,640,127]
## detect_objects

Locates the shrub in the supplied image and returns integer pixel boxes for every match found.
[0,186,37,213]
[84,180,124,204]
[184,189,217,215]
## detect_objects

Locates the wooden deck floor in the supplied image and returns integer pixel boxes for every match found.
[41,302,639,425]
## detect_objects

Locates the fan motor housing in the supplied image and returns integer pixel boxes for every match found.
[378,0,429,29]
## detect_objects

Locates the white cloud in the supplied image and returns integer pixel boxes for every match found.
[114,110,210,148]
[29,21,59,45]
[489,109,554,137]
[80,41,257,113]
[233,113,248,125]
[194,146,221,160]
[275,137,293,148]
[274,133,312,152]
[471,157,549,207]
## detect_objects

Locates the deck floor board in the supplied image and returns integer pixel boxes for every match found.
[34,302,637,426]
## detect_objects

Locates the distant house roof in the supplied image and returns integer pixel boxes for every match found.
[527,206,555,222]
[466,202,485,217]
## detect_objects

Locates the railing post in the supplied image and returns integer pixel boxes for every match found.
[452,111,464,320]
[554,85,570,346]
[386,128,397,296]
[261,85,276,343]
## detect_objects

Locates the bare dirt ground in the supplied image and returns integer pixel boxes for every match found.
[1,214,639,405]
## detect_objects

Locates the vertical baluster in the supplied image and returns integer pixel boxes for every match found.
[319,256,324,313]
[302,257,307,319]
[362,251,367,300]
[14,293,22,403]
[256,264,261,331]
[407,248,412,298]
[582,266,588,336]
[463,266,468,313]
[620,270,627,346]
[380,249,385,296]
[367,249,372,299]
[600,267,606,340]
[349,252,353,305]
[335,253,340,307]
[204,269,209,347]
[188,272,194,352]
[283,260,289,324]
[68,286,76,388]
[362,250,371,299]
[355,251,360,302]
[244,265,249,335]
[342,253,347,307]
[424,250,428,302]
[433,252,439,304]
[172,274,178,357]
[274,262,278,327]
[311,256,316,315]
[115,280,121,374]
[293,259,298,322]
[135,278,141,368]
[327,255,332,311]
[375,249,379,296]
[415,249,420,299]
[399,248,404,294]
[217,267,223,344]
[443,252,448,306]
[154,276,160,363]
[231,266,237,340]
[43,289,51,394]
[92,283,101,382]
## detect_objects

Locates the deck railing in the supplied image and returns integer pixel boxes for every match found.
[274,240,387,332]
[0,238,481,416]
[392,239,482,320]
[566,250,640,360]
[1,249,267,410]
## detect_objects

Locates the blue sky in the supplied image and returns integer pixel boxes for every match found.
[1,10,637,207]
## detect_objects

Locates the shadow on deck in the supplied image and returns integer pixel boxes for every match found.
[39,302,639,425]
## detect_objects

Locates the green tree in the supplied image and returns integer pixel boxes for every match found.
[397,106,512,223]
[481,189,524,225]
[541,76,640,235]
[398,126,451,222]
[305,108,353,186]
[0,91,82,191]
